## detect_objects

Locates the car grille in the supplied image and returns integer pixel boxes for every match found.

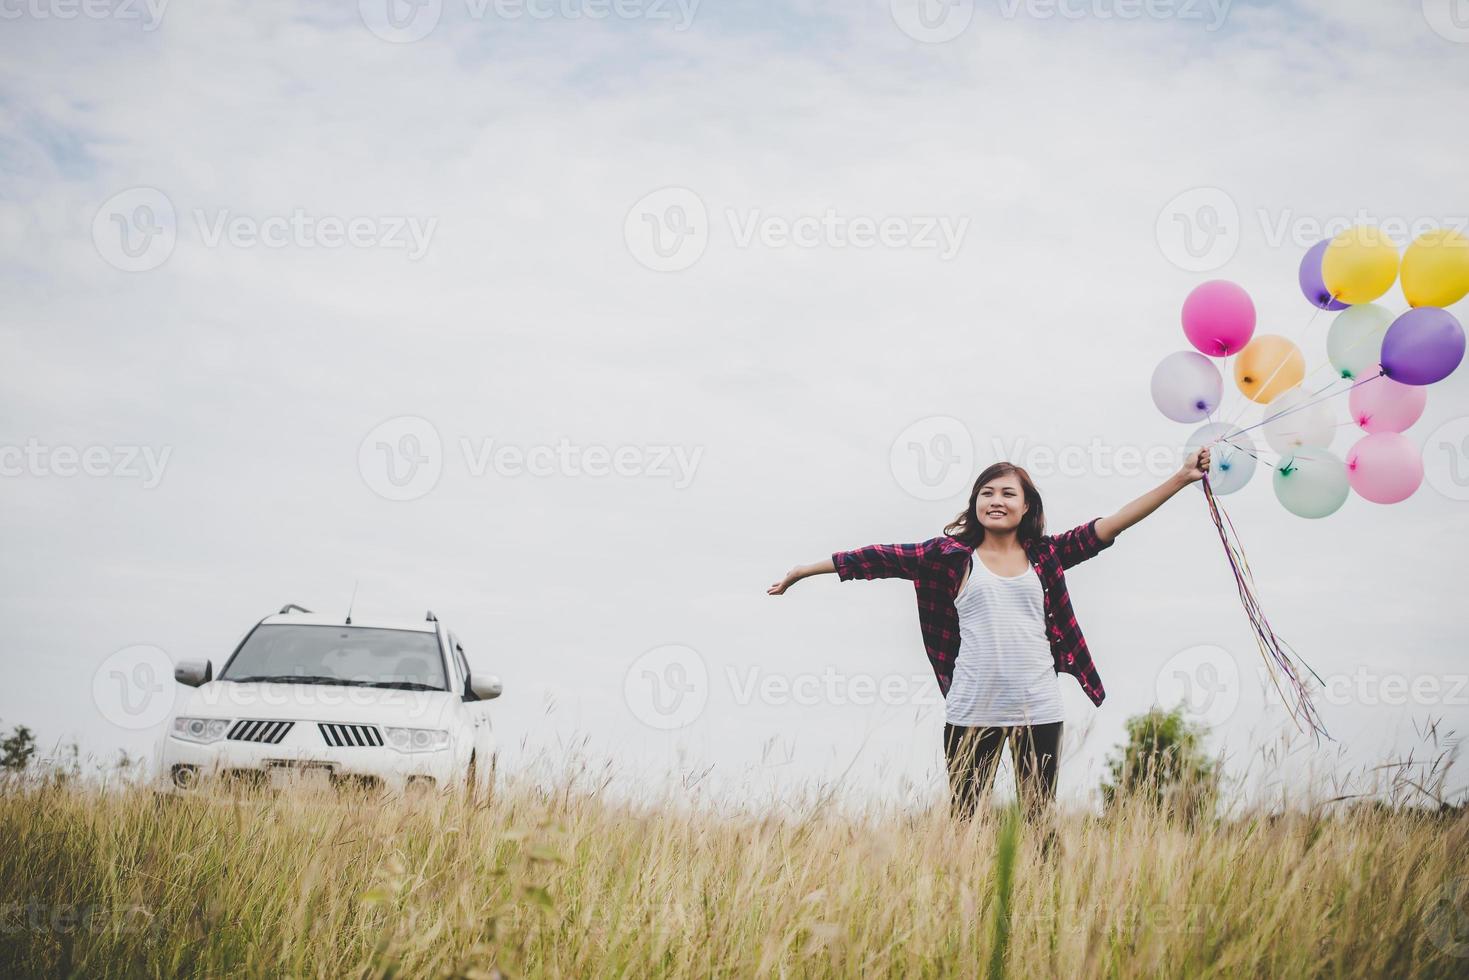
[318,723,384,747]
[227,720,295,744]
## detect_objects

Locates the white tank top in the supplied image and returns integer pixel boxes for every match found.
[943,550,1064,727]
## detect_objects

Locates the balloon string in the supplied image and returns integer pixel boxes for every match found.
[1219,297,1331,432]
[1227,370,1385,441]
[1199,472,1333,742]
[1224,304,1408,433]
[1290,306,1407,392]
[1216,438,1280,472]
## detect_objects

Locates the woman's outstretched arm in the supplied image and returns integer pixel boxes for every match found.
[1094,445,1211,545]
[767,558,836,595]
[769,539,938,594]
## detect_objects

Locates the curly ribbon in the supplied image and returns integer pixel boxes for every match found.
[1199,469,1334,742]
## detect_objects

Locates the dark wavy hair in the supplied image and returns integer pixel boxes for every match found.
[943,461,1046,548]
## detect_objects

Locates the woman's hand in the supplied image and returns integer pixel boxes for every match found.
[768,567,804,595]
[1178,444,1212,484]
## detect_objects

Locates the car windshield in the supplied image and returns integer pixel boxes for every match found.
[221,624,447,691]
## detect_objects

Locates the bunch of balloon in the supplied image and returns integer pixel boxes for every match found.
[1147,224,1468,742]
[1150,225,1469,519]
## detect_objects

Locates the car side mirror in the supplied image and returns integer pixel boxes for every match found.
[175,659,212,687]
[467,673,502,701]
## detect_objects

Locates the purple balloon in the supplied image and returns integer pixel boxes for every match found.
[1381,308,1466,386]
[1298,240,1350,311]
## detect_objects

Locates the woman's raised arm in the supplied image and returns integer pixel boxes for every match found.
[1093,445,1211,546]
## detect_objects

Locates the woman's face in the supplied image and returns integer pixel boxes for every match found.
[976,473,1028,532]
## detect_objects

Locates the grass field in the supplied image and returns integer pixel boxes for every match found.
[1,767,1466,979]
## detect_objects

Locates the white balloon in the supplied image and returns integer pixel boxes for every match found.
[1327,304,1393,381]
[1185,422,1257,495]
[1262,385,1337,456]
[1151,351,1224,423]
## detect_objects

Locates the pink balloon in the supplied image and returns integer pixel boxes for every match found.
[1182,280,1256,357]
[1349,363,1428,433]
[1346,432,1423,504]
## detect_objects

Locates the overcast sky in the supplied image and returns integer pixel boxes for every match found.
[2,0,1468,813]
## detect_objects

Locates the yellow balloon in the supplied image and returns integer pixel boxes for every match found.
[1234,335,1305,404]
[1401,229,1469,308]
[1322,225,1400,304]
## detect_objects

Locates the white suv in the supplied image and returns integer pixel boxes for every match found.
[157,605,502,798]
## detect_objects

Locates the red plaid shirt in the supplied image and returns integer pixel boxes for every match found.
[831,518,1115,706]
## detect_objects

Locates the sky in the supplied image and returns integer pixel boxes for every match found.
[2,0,1468,814]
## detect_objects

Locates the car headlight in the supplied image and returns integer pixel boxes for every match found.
[171,717,230,744]
[383,727,451,753]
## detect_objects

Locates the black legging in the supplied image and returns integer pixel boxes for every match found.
[943,721,1062,822]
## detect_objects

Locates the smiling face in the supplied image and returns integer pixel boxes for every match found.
[975,472,1029,533]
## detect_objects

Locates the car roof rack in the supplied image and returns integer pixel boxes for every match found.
[279,603,313,614]
[425,610,438,623]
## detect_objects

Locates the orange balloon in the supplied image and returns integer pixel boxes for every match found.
[1234,335,1305,404]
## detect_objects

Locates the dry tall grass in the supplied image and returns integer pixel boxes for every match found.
[1,766,1465,979]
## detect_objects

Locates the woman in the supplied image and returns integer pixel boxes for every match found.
[767,448,1211,828]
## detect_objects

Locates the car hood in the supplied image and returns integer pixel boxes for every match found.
[176,681,458,727]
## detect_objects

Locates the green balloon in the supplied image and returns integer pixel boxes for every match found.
[1327,304,1392,380]
[1273,448,1349,518]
